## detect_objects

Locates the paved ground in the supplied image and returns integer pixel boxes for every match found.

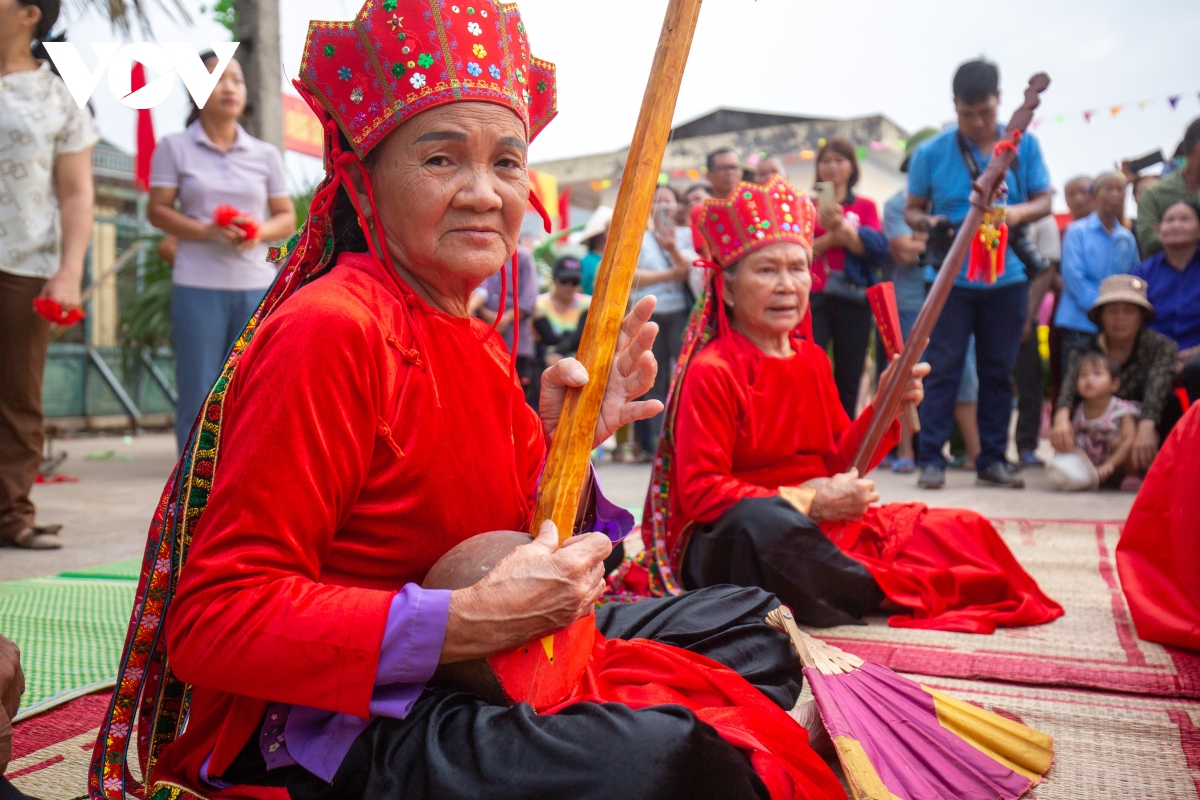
[1,433,177,582]
[2,432,1136,582]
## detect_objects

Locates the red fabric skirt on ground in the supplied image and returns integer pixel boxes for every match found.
[825,502,1064,634]
[554,634,846,800]
[1117,403,1200,652]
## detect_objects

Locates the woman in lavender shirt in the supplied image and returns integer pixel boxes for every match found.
[148,53,295,452]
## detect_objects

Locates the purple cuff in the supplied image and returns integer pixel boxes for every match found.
[590,476,635,544]
[263,584,452,783]
[374,584,452,686]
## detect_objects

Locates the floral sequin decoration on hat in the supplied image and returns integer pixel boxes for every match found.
[697,176,817,268]
[299,0,558,159]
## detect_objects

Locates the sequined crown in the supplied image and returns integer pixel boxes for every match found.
[300,0,557,159]
[698,176,816,267]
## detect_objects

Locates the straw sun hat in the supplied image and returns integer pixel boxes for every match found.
[1087,274,1156,325]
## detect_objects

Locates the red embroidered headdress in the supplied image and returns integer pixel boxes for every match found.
[299,0,557,158]
[697,175,816,267]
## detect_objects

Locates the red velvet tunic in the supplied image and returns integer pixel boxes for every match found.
[155,252,545,786]
[1117,402,1200,652]
[669,330,1063,634]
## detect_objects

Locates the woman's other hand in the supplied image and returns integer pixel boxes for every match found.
[539,296,661,447]
[1129,419,1159,473]
[873,357,930,408]
[810,469,878,523]
[439,521,611,663]
[1050,408,1075,454]
[207,222,245,246]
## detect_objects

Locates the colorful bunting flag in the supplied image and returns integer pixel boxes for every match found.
[1083,110,1094,123]
[1169,95,1181,109]
[1110,105,1123,117]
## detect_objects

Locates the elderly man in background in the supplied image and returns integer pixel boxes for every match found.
[1055,172,1140,372]
[692,148,742,260]
[754,155,787,184]
[1057,175,1095,234]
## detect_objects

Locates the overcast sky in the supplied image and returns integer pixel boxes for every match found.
[62,0,1200,209]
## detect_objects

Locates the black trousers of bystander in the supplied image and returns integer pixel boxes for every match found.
[810,292,874,418]
[1012,334,1044,455]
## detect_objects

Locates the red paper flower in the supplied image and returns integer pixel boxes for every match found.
[32,296,86,326]
[213,204,261,241]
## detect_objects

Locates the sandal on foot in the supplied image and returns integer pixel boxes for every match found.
[2,526,63,550]
[891,458,917,474]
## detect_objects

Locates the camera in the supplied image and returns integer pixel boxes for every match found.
[917,217,1048,277]
[918,218,956,269]
[1007,222,1049,276]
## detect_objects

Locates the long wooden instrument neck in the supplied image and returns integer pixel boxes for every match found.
[531,0,704,542]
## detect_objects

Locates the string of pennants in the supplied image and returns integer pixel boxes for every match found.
[586,91,1199,191]
[1031,90,1199,129]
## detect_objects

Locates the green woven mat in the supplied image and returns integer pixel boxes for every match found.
[57,556,141,581]
[1,577,134,717]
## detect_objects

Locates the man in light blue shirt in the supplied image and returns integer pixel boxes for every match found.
[904,59,1053,489]
[1055,171,1140,367]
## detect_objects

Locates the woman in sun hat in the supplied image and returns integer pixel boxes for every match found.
[1052,273,1178,472]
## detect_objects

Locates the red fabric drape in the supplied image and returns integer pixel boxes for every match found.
[1117,403,1200,651]
[828,504,1065,634]
[552,634,846,800]
[132,62,156,192]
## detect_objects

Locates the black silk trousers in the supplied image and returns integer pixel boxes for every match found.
[221,585,802,800]
[682,496,885,628]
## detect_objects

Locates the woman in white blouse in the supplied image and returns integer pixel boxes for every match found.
[0,0,97,550]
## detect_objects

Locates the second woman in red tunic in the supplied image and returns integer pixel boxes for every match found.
[623,176,1063,635]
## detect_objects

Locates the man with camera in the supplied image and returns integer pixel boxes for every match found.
[905,59,1053,490]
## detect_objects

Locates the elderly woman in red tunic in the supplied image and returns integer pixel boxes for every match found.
[626,177,1062,634]
[88,5,850,800]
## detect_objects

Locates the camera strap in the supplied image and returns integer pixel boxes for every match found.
[956,130,1023,199]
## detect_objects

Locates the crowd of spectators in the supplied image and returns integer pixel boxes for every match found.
[537,61,1200,491]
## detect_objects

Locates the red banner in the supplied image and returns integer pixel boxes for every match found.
[283,94,323,157]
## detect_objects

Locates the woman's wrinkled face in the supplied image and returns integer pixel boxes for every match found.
[726,242,812,338]
[366,103,529,296]
[1099,301,1143,341]
[1158,202,1200,250]
[816,151,852,188]
[203,57,246,119]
